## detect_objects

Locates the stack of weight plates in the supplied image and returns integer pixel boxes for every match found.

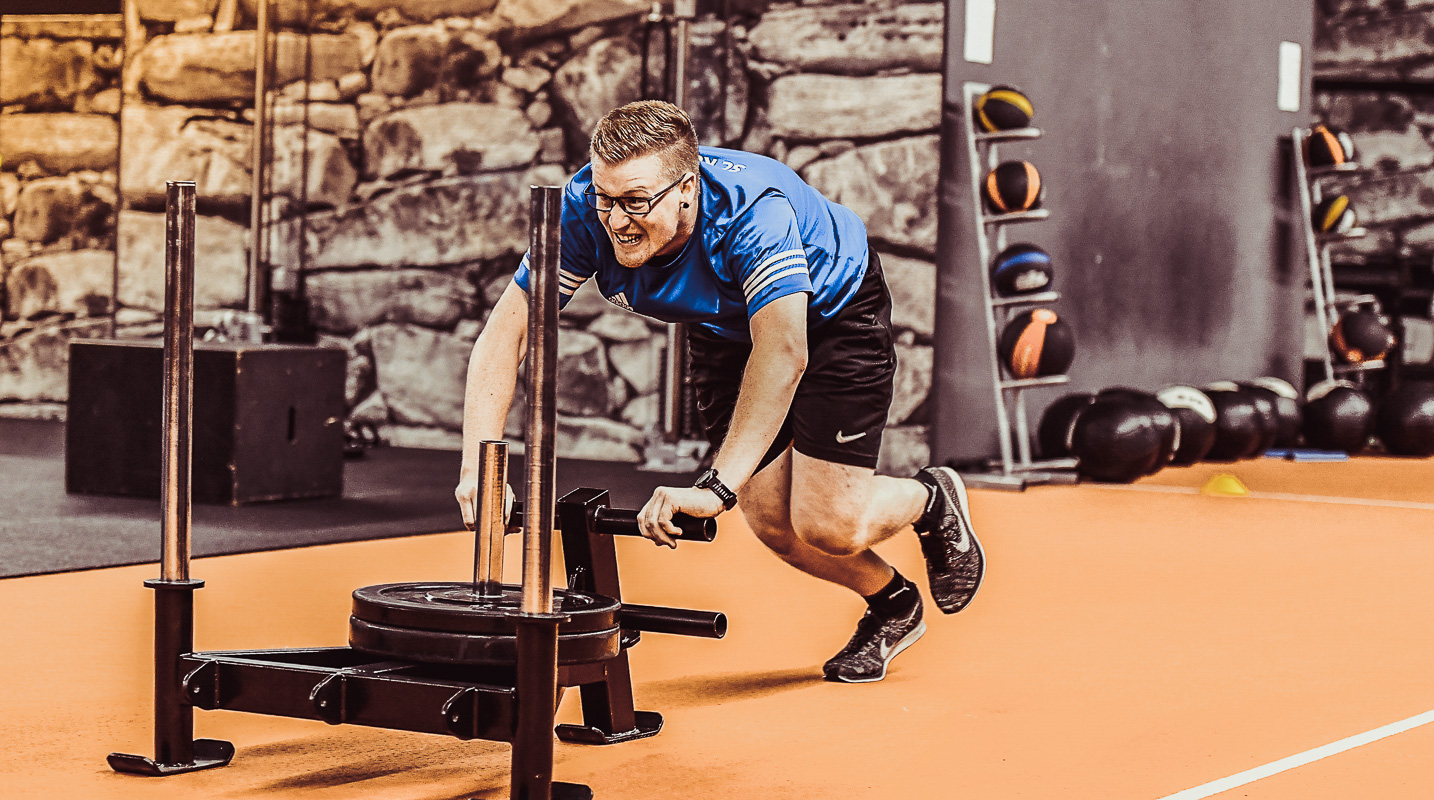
[349,583,622,666]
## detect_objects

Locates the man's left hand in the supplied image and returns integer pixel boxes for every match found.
[637,486,728,548]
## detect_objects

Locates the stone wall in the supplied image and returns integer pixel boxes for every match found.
[0,15,124,419]
[0,0,941,476]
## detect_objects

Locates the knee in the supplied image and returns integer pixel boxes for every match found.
[740,507,801,557]
[792,515,865,558]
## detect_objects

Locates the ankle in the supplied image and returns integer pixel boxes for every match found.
[864,571,919,617]
[911,473,939,533]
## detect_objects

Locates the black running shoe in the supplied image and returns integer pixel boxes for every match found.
[822,595,926,683]
[914,466,985,614]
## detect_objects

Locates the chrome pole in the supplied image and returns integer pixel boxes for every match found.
[662,0,696,443]
[473,439,508,598]
[521,186,561,616]
[160,181,197,582]
[247,0,270,319]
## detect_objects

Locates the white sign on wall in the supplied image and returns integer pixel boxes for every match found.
[965,0,996,65]
[1278,41,1302,112]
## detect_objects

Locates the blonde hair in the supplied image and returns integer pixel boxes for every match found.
[590,100,699,181]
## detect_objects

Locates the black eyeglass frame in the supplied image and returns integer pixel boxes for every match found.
[584,173,691,216]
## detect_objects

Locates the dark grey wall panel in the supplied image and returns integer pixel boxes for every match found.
[933,0,1312,466]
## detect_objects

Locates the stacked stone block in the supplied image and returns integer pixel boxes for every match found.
[0,16,124,419]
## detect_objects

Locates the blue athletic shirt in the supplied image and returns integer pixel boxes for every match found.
[513,146,869,343]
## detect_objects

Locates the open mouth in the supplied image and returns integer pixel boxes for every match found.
[613,232,642,247]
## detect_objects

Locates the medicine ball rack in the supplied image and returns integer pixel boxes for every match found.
[1291,126,1384,384]
[108,184,727,800]
[956,81,1079,491]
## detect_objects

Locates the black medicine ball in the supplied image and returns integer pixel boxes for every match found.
[1330,309,1395,364]
[1210,381,1278,454]
[1037,393,1095,459]
[1313,195,1358,234]
[1245,377,1302,448]
[1097,388,1180,474]
[1069,395,1163,483]
[984,160,1044,214]
[1202,385,1266,461]
[974,85,1035,132]
[998,308,1075,380]
[1303,380,1373,454]
[1375,382,1434,457]
[1156,385,1217,465]
[1307,124,1356,168]
[991,243,1053,296]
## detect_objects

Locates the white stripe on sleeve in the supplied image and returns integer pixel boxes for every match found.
[742,249,807,295]
[747,265,810,300]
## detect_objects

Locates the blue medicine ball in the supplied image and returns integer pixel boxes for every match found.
[991,243,1053,296]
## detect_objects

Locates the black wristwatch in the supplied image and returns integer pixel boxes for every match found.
[693,468,738,510]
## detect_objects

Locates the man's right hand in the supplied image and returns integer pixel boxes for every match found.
[456,479,515,530]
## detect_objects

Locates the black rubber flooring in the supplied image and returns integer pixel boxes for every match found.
[0,419,698,578]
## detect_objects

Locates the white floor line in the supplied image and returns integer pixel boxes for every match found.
[1091,482,1434,512]
[1155,707,1434,800]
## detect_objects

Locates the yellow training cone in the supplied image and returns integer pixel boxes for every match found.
[1201,473,1249,497]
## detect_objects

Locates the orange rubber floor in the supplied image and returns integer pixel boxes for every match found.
[4,457,1434,799]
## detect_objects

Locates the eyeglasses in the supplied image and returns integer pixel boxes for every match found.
[584,173,689,216]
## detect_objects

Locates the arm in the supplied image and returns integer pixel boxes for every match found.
[455,280,528,529]
[709,292,808,490]
[636,292,809,546]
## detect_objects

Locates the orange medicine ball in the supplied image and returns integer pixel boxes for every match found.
[1307,124,1356,168]
[998,308,1075,380]
[984,160,1044,215]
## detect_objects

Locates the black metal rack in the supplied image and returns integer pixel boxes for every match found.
[111,488,725,797]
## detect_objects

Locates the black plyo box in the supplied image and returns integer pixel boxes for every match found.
[66,340,346,505]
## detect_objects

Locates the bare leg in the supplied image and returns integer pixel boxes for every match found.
[737,446,899,596]
[787,450,931,559]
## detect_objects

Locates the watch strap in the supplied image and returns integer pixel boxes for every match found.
[694,468,738,510]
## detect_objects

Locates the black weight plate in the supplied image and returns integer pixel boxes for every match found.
[349,617,622,667]
[352,583,620,636]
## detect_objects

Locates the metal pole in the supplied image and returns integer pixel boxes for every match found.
[160,181,196,583]
[107,180,233,780]
[661,0,696,444]
[963,82,1016,474]
[247,0,270,319]
[1292,127,1336,381]
[522,186,561,616]
[473,439,508,598]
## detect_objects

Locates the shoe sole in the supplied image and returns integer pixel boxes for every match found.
[824,620,928,684]
[930,466,985,615]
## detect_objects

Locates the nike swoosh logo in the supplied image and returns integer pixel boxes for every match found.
[835,430,867,443]
[878,638,894,660]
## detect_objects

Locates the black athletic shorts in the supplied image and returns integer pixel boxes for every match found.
[688,251,896,474]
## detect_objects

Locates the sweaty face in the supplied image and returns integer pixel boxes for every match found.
[590,153,695,268]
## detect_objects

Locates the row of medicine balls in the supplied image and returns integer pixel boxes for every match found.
[974,85,1076,380]
[991,243,1075,379]
[1037,379,1434,483]
[1308,124,1361,235]
[973,86,1046,215]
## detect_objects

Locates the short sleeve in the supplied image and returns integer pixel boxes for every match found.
[512,179,600,310]
[729,194,812,318]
